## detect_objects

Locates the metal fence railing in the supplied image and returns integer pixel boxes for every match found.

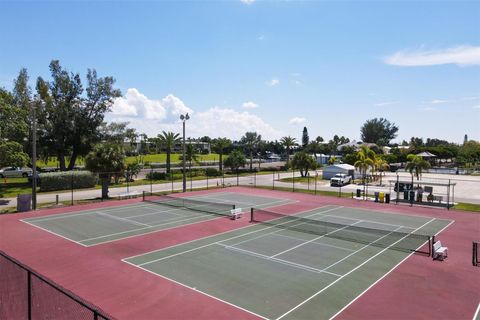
[0,251,113,320]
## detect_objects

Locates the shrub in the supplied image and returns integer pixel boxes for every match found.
[39,171,98,192]
[146,171,167,180]
[205,167,222,177]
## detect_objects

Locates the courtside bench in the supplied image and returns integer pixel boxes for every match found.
[230,208,243,220]
[433,241,448,261]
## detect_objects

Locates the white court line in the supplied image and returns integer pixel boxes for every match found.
[21,203,153,222]
[227,207,345,248]
[322,226,403,272]
[329,218,455,320]
[79,214,219,244]
[270,220,364,259]
[275,217,437,320]
[134,206,340,266]
[97,211,153,228]
[221,244,342,277]
[21,219,88,247]
[473,303,480,320]
[273,233,355,252]
[122,259,269,320]
[320,214,415,230]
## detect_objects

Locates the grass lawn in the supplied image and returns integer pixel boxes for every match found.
[279,176,326,183]
[36,153,222,168]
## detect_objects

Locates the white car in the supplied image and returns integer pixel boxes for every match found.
[330,173,352,187]
[0,167,33,178]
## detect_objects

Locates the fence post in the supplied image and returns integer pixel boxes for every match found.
[254,171,257,188]
[171,170,174,193]
[315,173,317,195]
[190,169,192,192]
[206,175,209,190]
[149,168,153,193]
[272,171,275,190]
[291,169,294,192]
[396,174,399,204]
[27,271,32,320]
[237,171,239,186]
[71,173,74,206]
[307,173,310,191]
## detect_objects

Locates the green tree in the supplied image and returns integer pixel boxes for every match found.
[36,60,121,171]
[280,136,297,157]
[224,149,246,173]
[457,140,480,166]
[291,151,317,177]
[85,143,126,197]
[405,154,431,185]
[240,132,262,171]
[360,118,398,146]
[0,89,29,143]
[328,156,337,165]
[212,137,232,172]
[0,141,29,168]
[184,143,199,174]
[354,145,375,184]
[302,126,309,148]
[374,156,390,185]
[157,131,181,174]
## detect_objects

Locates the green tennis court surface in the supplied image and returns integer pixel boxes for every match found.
[21,193,293,247]
[124,205,452,320]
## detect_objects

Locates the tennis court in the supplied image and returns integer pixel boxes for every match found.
[21,192,293,247]
[124,204,452,320]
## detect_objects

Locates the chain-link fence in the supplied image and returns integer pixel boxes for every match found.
[0,251,113,320]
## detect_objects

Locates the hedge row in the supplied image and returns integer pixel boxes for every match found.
[39,171,98,192]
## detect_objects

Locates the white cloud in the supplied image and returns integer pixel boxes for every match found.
[240,0,255,4]
[266,78,280,87]
[242,101,259,109]
[257,35,265,41]
[111,88,193,121]
[375,101,399,107]
[384,45,480,67]
[429,99,449,104]
[422,107,436,112]
[289,117,306,125]
[107,88,282,140]
[473,105,480,109]
[189,107,282,140]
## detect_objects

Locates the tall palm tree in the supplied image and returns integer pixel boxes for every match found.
[157,131,180,174]
[406,154,431,184]
[375,157,390,185]
[212,137,231,172]
[354,146,376,198]
[280,136,297,157]
[240,132,262,171]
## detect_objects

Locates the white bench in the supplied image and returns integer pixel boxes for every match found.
[230,208,243,220]
[433,241,448,260]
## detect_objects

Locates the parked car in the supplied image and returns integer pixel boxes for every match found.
[0,167,33,178]
[330,173,352,187]
[393,182,413,192]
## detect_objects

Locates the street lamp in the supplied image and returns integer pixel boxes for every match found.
[180,113,190,192]
[31,101,39,210]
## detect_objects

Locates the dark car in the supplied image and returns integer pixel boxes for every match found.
[393,182,413,192]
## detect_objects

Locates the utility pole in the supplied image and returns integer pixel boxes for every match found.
[31,102,37,210]
[180,113,190,192]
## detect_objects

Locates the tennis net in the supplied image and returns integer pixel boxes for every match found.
[143,192,235,217]
[250,208,432,256]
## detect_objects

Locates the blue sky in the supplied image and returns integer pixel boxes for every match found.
[0,0,479,143]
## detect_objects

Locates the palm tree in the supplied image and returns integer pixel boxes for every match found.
[354,146,375,198]
[157,131,180,174]
[375,157,390,185]
[212,138,231,172]
[280,136,297,158]
[406,154,431,184]
[240,132,262,171]
[291,151,317,177]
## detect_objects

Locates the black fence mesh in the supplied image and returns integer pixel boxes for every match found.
[0,251,114,320]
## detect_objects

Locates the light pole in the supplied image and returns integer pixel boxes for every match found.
[180,113,190,192]
[31,101,38,210]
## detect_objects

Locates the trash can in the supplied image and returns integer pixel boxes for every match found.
[374,192,379,202]
[404,190,409,200]
[385,193,390,204]
[17,194,32,212]
[379,192,385,203]
[409,190,415,202]
[356,189,361,198]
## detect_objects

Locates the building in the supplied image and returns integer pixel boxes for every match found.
[322,164,360,180]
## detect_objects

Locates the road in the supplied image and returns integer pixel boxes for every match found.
[1,169,480,210]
